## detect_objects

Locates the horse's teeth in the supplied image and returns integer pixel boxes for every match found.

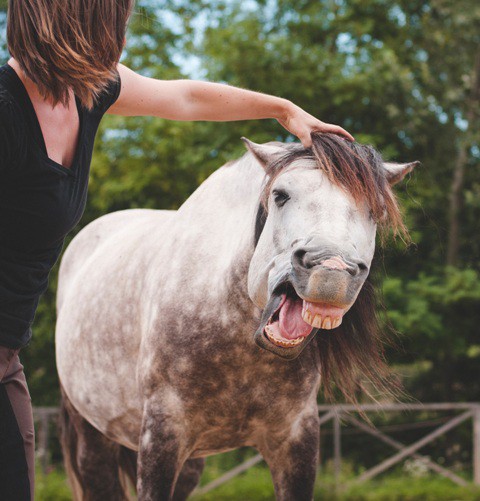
[322,317,332,329]
[312,314,323,328]
[264,327,305,348]
[302,310,313,325]
[332,318,342,328]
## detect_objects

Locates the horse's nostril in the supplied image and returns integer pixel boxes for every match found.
[347,260,368,276]
[357,261,368,272]
[292,248,309,269]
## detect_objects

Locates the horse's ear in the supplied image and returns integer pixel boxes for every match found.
[241,137,287,170]
[383,161,420,185]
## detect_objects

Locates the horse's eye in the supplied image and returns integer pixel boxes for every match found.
[272,189,290,207]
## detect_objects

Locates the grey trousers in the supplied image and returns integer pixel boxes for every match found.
[0,345,35,501]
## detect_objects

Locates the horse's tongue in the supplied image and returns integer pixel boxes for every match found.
[278,296,312,340]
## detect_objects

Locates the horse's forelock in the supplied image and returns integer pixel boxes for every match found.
[260,133,408,241]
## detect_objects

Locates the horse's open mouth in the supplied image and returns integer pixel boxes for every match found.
[254,282,345,359]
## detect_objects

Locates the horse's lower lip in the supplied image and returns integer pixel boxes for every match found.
[263,325,308,348]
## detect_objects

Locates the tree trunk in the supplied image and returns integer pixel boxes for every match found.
[446,50,480,266]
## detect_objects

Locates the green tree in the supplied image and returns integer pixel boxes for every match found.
[0,0,479,407]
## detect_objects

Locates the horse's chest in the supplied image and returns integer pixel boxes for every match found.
[175,354,319,435]
[183,367,319,456]
[143,332,320,451]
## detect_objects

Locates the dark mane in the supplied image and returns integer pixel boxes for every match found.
[257,132,407,405]
[261,132,407,239]
[316,271,404,405]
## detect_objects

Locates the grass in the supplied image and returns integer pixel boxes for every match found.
[35,467,72,501]
[190,466,480,501]
[34,459,480,500]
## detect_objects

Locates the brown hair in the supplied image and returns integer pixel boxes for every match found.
[7,0,135,110]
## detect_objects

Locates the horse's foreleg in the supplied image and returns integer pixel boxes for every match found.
[260,413,320,501]
[137,397,187,501]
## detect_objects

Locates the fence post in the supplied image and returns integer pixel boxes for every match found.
[333,412,342,487]
[318,422,322,474]
[474,406,480,485]
[37,411,50,475]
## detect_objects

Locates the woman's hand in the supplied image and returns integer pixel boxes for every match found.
[277,102,355,147]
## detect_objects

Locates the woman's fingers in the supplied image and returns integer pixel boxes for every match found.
[320,124,355,142]
[300,124,355,148]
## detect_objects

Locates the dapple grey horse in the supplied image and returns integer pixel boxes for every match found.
[55,132,416,500]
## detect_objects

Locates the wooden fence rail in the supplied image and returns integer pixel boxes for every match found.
[33,402,480,495]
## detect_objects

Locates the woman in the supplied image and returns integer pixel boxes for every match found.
[0,0,353,498]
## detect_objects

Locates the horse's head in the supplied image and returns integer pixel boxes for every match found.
[242,133,418,362]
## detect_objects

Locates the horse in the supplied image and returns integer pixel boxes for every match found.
[55,132,417,500]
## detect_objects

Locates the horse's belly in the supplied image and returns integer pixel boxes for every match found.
[190,430,256,458]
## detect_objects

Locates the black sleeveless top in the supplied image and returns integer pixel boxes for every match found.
[0,63,121,349]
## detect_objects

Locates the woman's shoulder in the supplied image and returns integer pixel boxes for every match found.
[0,81,25,131]
[91,69,121,115]
[0,83,19,116]
[0,83,27,171]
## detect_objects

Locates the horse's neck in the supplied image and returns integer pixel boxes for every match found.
[178,154,265,222]
[176,154,265,297]
[177,154,265,251]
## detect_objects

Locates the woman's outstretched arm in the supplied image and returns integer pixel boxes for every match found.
[107,63,354,148]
